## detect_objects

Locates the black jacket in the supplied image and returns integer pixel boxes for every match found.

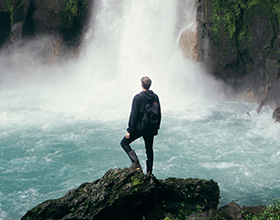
[127,90,161,135]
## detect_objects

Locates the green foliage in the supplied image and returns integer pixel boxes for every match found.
[64,0,88,28]
[162,200,280,220]
[65,0,78,17]
[211,0,280,44]
[271,0,280,24]
[243,199,280,220]
[5,0,14,25]
[131,176,144,186]
[248,0,259,9]
[211,0,242,43]
[175,202,207,220]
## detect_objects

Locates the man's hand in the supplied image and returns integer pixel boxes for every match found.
[125,132,130,139]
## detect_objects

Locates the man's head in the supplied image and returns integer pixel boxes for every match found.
[141,76,152,90]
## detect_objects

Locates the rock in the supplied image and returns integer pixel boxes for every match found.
[11,21,24,43]
[196,0,280,105]
[243,205,265,215]
[32,0,66,34]
[0,11,10,47]
[0,1,10,47]
[188,202,242,220]
[0,0,90,50]
[178,25,200,61]
[21,168,220,220]
[273,107,280,122]
[218,202,242,220]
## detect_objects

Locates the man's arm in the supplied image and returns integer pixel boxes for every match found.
[127,95,140,135]
[156,95,161,130]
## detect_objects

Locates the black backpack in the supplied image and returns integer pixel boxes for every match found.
[137,95,160,132]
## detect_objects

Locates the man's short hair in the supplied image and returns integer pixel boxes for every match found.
[141,76,152,90]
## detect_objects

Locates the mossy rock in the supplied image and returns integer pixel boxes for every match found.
[21,168,220,220]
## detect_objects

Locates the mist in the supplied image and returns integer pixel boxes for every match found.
[0,0,226,122]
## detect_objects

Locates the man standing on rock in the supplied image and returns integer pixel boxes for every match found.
[120,76,161,176]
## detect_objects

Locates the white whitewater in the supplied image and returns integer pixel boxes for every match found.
[0,0,222,121]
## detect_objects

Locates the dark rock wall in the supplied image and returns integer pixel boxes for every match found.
[0,1,10,46]
[0,0,90,49]
[196,0,280,106]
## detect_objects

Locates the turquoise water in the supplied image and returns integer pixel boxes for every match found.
[1,90,280,219]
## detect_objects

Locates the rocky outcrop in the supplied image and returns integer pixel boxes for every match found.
[0,0,90,50]
[196,0,280,106]
[21,168,220,220]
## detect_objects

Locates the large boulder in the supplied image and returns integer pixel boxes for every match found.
[21,168,220,220]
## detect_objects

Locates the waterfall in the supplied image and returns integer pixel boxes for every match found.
[0,0,223,120]
[70,0,223,117]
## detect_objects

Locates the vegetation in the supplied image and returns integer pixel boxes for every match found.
[162,199,280,220]
[208,0,280,72]
[5,0,14,25]
[211,0,280,44]
[64,0,89,28]
[243,199,280,220]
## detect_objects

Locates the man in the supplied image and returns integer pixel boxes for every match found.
[120,76,161,176]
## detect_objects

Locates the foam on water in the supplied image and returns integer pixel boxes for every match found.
[1,97,280,219]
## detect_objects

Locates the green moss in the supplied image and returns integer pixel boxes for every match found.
[248,0,259,9]
[64,0,88,28]
[210,0,280,71]
[131,176,144,186]
[211,0,252,45]
[5,0,14,25]
[211,0,280,43]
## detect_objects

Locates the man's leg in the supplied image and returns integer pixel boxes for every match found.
[120,132,142,170]
[143,134,154,175]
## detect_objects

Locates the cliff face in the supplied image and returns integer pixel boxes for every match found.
[0,0,89,50]
[21,168,220,220]
[196,0,280,106]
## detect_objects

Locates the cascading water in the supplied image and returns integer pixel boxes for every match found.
[0,1,280,219]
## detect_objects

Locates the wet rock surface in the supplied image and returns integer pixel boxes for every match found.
[21,168,220,220]
[196,0,280,106]
[0,0,89,49]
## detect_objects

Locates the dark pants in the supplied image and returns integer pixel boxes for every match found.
[120,132,154,172]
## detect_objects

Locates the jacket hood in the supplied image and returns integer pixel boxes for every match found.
[141,90,155,101]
